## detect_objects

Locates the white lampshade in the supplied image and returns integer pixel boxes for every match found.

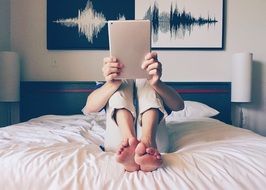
[231,52,252,102]
[0,51,20,102]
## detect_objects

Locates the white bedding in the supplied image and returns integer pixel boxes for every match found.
[0,113,266,190]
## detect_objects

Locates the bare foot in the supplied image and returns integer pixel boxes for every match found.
[116,137,140,172]
[135,142,163,172]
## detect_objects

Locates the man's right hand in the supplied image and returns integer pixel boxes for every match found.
[102,57,123,87]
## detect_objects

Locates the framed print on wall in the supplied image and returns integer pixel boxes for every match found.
[47,0,134,50]
[135,0,224,50]
[47,0,224,50]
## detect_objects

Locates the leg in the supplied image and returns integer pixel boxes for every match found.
[115,108,140,172]
[104,80,136,152]
[139,109,159,148]
[134,79,169,172]
[115,108,135,139]
[104,80,139,171]
[135,108,163,172]
[135,79,169,152]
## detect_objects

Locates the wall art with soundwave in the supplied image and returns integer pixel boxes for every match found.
[47,0,224,50]
[135,0,224,49]
[47,0,134,50]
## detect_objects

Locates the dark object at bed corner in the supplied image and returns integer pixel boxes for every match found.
[20,81,231,124]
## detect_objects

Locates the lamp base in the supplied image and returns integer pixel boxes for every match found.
[239,104,243,128]
[0,102,20,127]
[231,103,246,128]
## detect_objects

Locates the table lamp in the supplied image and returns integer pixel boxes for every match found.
[231,52,253,128]
[0,51,20,126]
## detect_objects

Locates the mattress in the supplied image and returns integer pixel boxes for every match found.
[0,113,266,190]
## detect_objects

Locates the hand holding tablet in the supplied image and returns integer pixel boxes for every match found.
[108,20,151,79]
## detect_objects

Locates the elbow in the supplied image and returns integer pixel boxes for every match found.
[85,108,94,114]
[179,101,185,111]
[83,105,99,114]
[172,100,185,111]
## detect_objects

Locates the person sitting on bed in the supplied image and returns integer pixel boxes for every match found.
[82,52,184,172]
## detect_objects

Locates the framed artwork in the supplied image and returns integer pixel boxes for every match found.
[47,0,134,50]
[135,0,224,49]
[47,0,224,50]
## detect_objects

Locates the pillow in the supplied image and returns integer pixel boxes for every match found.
[166,101,219,121]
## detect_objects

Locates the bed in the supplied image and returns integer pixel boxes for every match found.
[0,82,266,190]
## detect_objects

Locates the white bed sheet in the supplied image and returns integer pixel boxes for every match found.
[0,114,266,190]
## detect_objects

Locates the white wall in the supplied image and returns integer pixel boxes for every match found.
[0,0,11,127]
[9,0,266,135]
[10,0,233,82]
[0,0,10,50]
[226,0,266,136]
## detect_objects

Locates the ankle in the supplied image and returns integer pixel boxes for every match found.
[122,133,135,139]
[140,137,156,148]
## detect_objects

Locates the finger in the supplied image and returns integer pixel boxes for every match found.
[102,63,122,77]
[147,68,161,77]
[106,73,119,81]
[150,52,158,60]
[146,62,161,72]
[148,68,160,76]
[102,66,120,76]
[102,62,123,80]
[105,62,124,69]
[103,57,117,64]
[141,58,155,70]
[145,52,157,60]
[103,67,121,77]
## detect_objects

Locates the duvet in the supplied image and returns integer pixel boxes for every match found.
[0,113,266,190]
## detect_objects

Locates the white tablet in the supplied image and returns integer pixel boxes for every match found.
[108,20,151,79]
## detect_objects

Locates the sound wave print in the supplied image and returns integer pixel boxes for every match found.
[144,2,218,42]
[53,1,125,43]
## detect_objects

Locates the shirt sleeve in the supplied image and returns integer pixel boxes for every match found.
[82,81,106,115]
[164,103,172,115]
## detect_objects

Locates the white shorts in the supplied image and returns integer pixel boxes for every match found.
[104,79,169,153]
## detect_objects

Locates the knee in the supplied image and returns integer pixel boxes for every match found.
[142,108,163,123]
[147,108,159,113]
[114,108,134,122]
[115,108,132,116]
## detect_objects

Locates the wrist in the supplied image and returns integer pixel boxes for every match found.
[150,79,163,89]
[106,80,122,90]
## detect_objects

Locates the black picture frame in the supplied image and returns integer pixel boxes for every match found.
[47,0,134,50]
[135,0,225,50]
[47,0,224,50]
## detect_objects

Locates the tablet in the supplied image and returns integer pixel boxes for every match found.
[108,20,151,79]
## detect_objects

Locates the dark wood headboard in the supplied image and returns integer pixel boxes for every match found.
[20,82,231,124]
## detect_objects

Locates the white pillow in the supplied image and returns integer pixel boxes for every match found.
[166,101,219,121]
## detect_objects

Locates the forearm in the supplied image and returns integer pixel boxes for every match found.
[83,82,120,113]
[152,80,184,111]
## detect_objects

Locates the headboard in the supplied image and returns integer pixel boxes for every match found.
[20,82,231,124]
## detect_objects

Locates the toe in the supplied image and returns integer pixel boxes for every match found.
[118,147,124,153]
[156,154,162,160]
[146,147,155,155]
[122,139,129,147]
[135,142,146,156]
